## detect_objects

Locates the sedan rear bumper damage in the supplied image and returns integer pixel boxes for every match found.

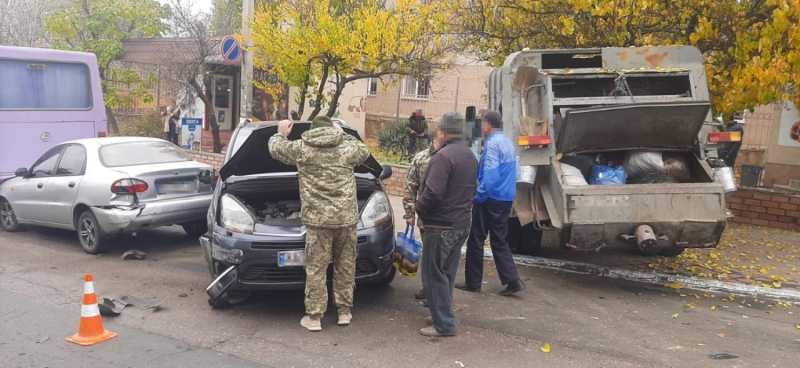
[94,194,212,234]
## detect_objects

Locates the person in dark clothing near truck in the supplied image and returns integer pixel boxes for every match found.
[718,113,745,167]
[415,112,478,337]
[456,111,525,296]
[407,108,432,159]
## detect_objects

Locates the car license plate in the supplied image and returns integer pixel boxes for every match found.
[159,181,197,194]
[278,250,305,267]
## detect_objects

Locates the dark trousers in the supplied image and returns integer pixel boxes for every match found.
[422,226,469,334]
[465,198,520,287]
[408,134,432,155]
[167,122,178,145]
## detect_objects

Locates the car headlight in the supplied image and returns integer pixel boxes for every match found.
[361,192,391,228]
[220,194,255,234]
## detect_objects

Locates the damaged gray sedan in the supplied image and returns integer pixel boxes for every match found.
[0,137,213,254]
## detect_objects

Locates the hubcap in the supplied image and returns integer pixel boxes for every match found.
[1,202,14,227]
[79,218,96,248]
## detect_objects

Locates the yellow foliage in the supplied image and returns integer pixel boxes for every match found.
[245,0,455,118]
[447,0,800,116]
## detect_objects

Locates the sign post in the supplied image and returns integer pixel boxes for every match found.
[181,118,203,151]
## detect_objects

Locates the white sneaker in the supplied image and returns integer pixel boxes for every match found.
[301,315,322,331]
[338,312,352,326]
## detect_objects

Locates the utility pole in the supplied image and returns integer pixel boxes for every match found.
[240,0,254,121]
[453,77,460,111]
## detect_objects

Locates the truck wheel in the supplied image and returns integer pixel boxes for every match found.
[658,247,686,257]
[508,217,542,256]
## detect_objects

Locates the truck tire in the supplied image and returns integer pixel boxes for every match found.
[508,217,542,256]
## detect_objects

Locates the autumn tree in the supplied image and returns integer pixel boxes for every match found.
[0,0,69,47]
[448,0,800,116]
[165,0,227,153]
[45,0,169,134]
[209,0,243,36]
[247,0,456,120]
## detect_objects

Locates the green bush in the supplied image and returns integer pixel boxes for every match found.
[118,113,165,139]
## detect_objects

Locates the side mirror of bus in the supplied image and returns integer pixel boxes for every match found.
[15,168,28,177]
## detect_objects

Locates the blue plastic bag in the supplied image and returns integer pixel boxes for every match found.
[393,226,408,271]
[590,163,626,185]
[399,226,421,276]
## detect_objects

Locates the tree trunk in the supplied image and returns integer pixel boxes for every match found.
[105,105,120,135]
[325,78,346,118]
[307,64,330,120]
[99,67,119,134]
[189,76,223,153]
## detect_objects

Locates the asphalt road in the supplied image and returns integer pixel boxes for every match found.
[1,224,798,368]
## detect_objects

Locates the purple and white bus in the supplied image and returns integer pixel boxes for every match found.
[0,46,107,183]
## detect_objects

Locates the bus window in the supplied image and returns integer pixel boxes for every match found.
[0,59,92,110]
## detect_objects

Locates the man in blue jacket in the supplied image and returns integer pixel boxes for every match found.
[456,111,525,296]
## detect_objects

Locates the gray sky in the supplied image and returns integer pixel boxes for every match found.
[159,0,213,14]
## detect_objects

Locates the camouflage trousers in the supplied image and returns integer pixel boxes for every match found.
[305,225,359,317]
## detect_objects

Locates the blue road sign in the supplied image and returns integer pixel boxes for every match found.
[220,36,241,63]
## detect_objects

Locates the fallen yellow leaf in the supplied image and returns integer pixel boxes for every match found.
[672,313,679,319]
[541,343,551,353]
[684,302,697,308]
[742,315,749,319]
[717,333,725,338]
[796,324,800,329]
[488,272,495,277]
[668,283,684,290]
[711,306,716,310]
[773,282,782,288]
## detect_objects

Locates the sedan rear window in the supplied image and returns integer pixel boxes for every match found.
[100,141,191,167]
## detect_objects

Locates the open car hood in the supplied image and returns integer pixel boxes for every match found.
[557,101,712,153]
[219,122,383,181]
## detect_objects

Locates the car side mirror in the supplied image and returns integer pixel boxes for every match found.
[198,168,217,188]
[379,165,393,181]
[15,168,28,177]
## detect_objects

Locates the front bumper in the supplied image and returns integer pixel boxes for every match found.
[202,221,395,291]
[94,194,212,234]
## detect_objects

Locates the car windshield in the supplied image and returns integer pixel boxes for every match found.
[100,141,191,167]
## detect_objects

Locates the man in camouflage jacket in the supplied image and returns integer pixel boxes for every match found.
[269,116,370,332]
[402,131,437,301]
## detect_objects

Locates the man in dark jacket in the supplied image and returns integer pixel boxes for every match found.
[718,114,744,167]
[407,108,431,158]
[415,112,478,337]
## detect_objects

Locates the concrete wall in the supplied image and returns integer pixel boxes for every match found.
[762,102,800,188]
[365,63,491,123]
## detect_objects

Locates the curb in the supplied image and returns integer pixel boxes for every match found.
[465,248,800,303]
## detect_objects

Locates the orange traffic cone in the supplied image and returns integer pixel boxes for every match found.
[66,273,117,346]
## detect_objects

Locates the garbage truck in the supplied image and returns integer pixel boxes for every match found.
[476,46,739,256]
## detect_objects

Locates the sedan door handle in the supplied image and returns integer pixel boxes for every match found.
[37,183,43,189]
[68,182,76,188]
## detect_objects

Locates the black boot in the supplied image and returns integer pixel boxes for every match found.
[499,280,526,296]
[454,282,481,293]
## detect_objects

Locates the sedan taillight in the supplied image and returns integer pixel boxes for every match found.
[111,179,149,194]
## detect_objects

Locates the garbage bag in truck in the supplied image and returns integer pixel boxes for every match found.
[561,163,589,186]
[662,153,693,183]
[624,151,664,176]
[590,163,626,185]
